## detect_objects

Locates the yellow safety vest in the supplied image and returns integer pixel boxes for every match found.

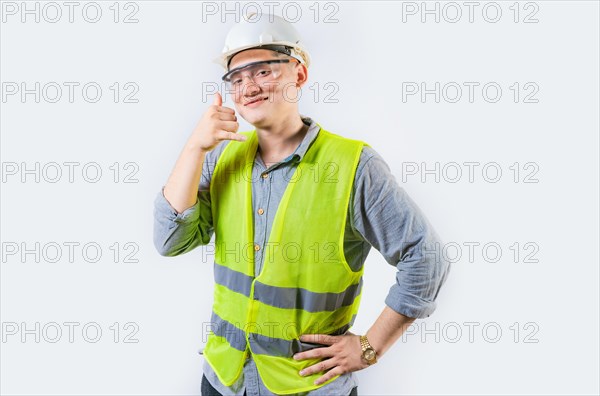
[204,126,370,394]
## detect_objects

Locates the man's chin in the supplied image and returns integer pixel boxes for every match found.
[241,110,270,129]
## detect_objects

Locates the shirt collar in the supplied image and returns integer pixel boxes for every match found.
[283,115,321,163]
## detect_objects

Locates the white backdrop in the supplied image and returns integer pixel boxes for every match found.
[1,1,598,395]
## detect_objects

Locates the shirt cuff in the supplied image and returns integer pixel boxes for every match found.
[155,186,200,224]
[384,284,437,319]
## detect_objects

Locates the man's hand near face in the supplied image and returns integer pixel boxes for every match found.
[162,92,246,214]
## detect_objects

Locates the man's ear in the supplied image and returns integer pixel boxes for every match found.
[296,63,308,88]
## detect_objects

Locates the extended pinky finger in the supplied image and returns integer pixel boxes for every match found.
[219,131,247,142]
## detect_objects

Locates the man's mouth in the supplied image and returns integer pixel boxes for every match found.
[244,97,268,106]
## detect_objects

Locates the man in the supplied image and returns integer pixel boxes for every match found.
[153,13,450,396]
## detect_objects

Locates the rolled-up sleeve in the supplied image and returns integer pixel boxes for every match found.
[351,147,451,319]
[153,154,215,256]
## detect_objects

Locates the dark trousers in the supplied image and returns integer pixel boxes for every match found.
[202,374,358,396]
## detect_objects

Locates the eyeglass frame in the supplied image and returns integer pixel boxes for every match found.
[221,58,299,84]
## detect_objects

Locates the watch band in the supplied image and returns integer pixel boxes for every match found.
[360,335,377,364]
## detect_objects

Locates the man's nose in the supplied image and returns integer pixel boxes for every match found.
[244,81,261,96]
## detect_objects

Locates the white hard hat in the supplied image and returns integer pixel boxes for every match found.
[214,13,311,70]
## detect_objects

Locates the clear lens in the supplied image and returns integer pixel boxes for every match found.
[223,60,287,91]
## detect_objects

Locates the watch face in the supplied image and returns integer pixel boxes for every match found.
[364,349,375,361]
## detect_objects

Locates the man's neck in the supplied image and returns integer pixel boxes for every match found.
[256,116,308,166]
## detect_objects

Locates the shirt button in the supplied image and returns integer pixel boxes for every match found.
[254,244,260,251]
[257,208,264,215]
[261,173,268,179]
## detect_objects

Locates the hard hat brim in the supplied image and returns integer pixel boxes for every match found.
[213,42,311,71]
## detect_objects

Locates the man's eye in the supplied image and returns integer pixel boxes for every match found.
[256,69,270,77]
[231,78,242,85]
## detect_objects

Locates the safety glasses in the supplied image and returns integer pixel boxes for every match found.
[221,59,297,90]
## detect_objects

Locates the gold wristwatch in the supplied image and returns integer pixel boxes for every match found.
[359,335,378,365]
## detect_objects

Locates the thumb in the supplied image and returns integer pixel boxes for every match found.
[213,92,222,107]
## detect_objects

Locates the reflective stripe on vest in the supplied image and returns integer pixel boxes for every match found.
[210,309,357,357]
[214,262,364,312]
[204,126,369,394]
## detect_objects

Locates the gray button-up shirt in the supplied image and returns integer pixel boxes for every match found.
[153,116,451,396]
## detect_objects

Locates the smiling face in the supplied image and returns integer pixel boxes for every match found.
[226,48,308,129]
